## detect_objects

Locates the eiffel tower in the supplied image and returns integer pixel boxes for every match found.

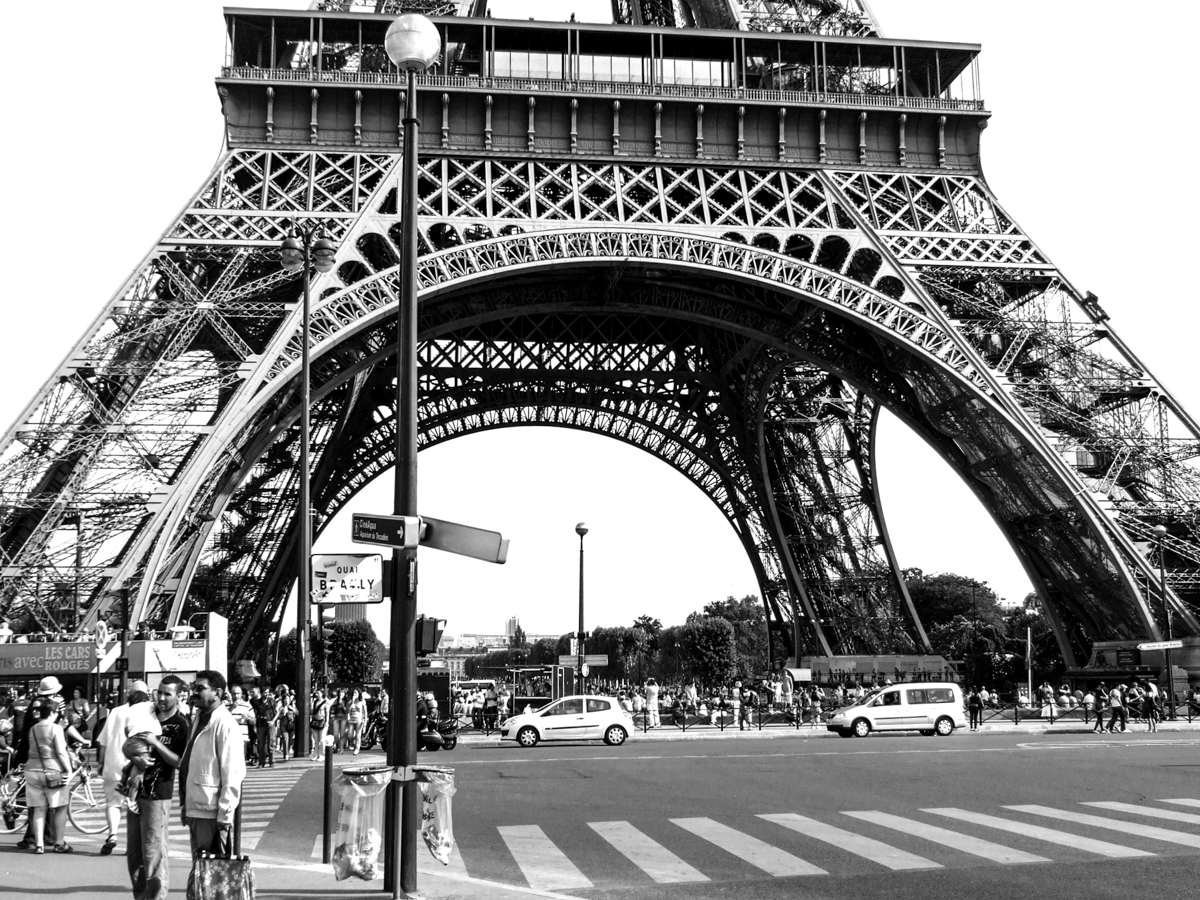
[1,0,1197,673]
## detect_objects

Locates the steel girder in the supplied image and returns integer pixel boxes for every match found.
[1,139,1197,668]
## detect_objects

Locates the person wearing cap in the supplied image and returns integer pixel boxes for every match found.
[97,680,161,855]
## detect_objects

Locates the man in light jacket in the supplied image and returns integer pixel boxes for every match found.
[179,670,245,858]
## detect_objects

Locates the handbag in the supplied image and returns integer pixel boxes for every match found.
[33,728,66,789]
[187,852,256,900]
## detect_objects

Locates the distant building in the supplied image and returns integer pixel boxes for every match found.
[506,616,520,636]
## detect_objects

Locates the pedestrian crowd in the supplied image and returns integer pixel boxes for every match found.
[0,671,309,899]
[306,685,389,759]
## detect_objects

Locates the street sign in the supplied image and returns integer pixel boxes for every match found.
[568,639,578,657]
[114,657,129,672]
[312,553,384,604]
[420,515,509,564]
[557,654,608,667]
[581,663,589,677]
[351,514,419,550]
[1137,640,1183,651]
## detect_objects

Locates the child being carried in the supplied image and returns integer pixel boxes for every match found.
[118,735,154,814]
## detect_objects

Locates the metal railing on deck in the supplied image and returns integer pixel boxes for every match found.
[219,66,984,112]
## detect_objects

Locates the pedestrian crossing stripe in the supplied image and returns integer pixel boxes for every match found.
[923,808,1153,858]
[670,817,827,876]
[759,813,942,870]
[842,811,1050,865]
[589,821,709,883]
[1006,805,1200,849]
[1161,799,1200,809]
[1083,801,1200,826]
[499,825,593,891]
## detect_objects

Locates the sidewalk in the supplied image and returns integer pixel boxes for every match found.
[454,716,1200,744]
[0,843,571,900]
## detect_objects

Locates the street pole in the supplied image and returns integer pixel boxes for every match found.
[1026,625,1032,708]
[281,224,337,758]
[1152,525,1173,718]
[576,523,588,693]
[383,16,440,897]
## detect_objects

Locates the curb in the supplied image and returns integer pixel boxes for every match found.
[452,719,1199,745]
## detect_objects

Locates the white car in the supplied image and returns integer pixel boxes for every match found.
[501,694,632,747]
[826,683,968,737]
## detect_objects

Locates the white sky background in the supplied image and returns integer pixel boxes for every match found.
[2,1,1196,641]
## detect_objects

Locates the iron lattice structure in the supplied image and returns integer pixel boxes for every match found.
[1,1,1197,669]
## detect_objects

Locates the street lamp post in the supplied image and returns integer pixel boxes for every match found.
[280,223,337,758]
[1152,524,1174,718]
[576,523,588,693]
[383,14,441,899]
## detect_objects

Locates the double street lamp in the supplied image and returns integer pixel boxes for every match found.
[383,14,441,900]
[280,224,336,758]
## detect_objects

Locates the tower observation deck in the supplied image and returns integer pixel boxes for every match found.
[0,0,1195,679]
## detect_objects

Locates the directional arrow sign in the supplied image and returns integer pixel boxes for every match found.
[420,515,509,564]
[1137,640,1183,651]
[351,514,420,550]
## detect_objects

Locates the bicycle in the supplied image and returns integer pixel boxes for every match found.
[0,760,106,836]
[1,769,27,833]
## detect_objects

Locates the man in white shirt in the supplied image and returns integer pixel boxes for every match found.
[97,680,161,855]
[0,618,13,643]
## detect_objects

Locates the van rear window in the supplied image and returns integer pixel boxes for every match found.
[905,688,955,704]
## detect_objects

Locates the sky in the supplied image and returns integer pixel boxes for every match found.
[3,1,1196,644]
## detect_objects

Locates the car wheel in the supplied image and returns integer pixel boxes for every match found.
[837,729,853,738]
[934,716,955,736]
[603,725,628,746]
[852,718,871,738]
[516,726,539,748]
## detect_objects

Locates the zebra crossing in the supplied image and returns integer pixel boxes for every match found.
[166,765,306,854]
[432,797,1200,891]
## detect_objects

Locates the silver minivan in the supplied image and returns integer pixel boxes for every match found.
[826,683,967,737]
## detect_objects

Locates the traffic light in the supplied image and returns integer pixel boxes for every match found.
[415,615,445,656]
[320,608,336,659]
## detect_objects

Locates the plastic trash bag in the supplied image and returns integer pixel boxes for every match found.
[420,770,456,865]
[331,767,389,881]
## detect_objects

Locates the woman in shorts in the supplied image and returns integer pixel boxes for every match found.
[25,699,74,853]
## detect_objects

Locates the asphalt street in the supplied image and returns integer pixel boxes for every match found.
[3,730,1198,899]
[441,731,1200,899]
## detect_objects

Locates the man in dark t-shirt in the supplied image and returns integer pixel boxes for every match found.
[126,675,190,900]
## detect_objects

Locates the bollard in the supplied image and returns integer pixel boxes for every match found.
[322,735,335,864]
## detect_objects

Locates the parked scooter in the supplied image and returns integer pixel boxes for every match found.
[429,708,458,751]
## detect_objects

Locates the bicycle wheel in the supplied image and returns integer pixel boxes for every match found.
[68,772,107,834]
[0,782,28,834]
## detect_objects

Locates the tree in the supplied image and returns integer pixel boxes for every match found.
[328,619,384,684]
[527,637,558,666]
[632,615,662,644]
[693,595,769,678]
[509,624,527,648]
[677,617,738,685]
[903,569,1004,632]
